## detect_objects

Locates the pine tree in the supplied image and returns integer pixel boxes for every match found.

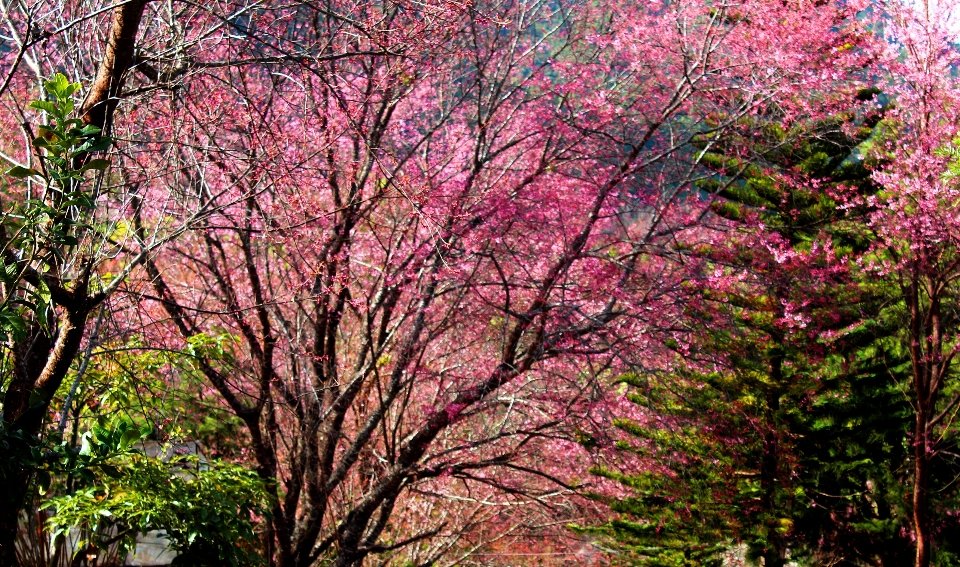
[587,97,949,566]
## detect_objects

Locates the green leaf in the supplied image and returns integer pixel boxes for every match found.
[37,470,52,495]
[6,166,41,178]
[92,425,110,443]
[0,309,27,341]
[74,137,113,154]
[44,73,78,99]
[28,388,46,409]
[32,136,52,150]
[79,159,111,172]
[29,100,58,115]
[100,464,123,479]
[120,427,143,450]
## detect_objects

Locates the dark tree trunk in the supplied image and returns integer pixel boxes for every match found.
[0,467,30,567]
[906,275,936,567]
[761,356,785,567]
[913,413,932,567]
[80,0,148,133]
[760,411,786,567]
[0,0,145,561]
[1,308,91,567]
[1,327,55,567]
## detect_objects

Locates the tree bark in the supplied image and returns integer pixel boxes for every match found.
[0,472,30,567]
[0,300,94,567]
[913,411,932,567]
[761,356,785,567]
[0,2,146,562]
[81,0,148,133]
[907,274,934,567]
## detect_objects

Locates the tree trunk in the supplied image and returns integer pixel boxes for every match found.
[761,356,786,567]
[907,275,935,567]
[0,0,146,559]
[0,309,91,567]
[0,328,53,567]
[761,394,785,567]
[80,0,148,133]
[913,414,931,567]
[0,537,17,567]
[0,492,25,567]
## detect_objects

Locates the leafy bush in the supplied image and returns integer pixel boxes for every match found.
[45,453,270,567]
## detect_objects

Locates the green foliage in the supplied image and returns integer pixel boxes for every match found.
[0,417,149,495]
[695,115,880,566]
[790,336,916,566]
[588,103,960,566]
[0,72,123,522]
[579,373,749,567]
[0,72,112,340]
[693,107,936,567]
[589,108,912,567]
[77,332,248,458]
[45,453,270,567]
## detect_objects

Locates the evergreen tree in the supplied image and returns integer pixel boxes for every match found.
[586,97,956,566]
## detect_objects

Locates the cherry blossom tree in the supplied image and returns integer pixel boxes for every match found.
[861,3,960,564]
[0,0,452,563]
[116,1,871,565]
[0,0,872,565]
[589,108,882,566]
